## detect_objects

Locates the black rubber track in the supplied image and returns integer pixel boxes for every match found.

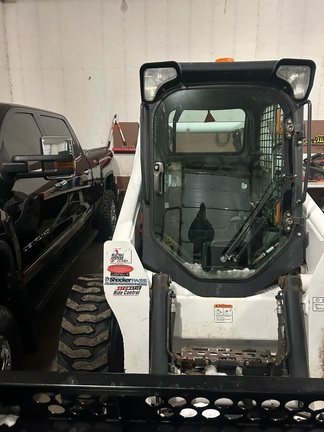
[58,274,120,372]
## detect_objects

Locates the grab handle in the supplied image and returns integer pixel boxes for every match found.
[153,162,164,196]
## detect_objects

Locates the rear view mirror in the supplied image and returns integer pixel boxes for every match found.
[41,136,76,180]
[2,136,76,179]
[41,136,73,156]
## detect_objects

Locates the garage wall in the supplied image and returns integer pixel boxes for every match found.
[0,5,11,101]
[1,0,324,149]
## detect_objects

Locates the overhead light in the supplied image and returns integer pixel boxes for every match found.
[143,67,177,102]
[276,65,312,100]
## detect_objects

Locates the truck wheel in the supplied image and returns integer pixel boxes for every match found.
[97,190,118,241]
[0,306,22,370]
[58,274,123,373]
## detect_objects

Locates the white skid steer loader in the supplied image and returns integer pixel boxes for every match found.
[7,58,322,430]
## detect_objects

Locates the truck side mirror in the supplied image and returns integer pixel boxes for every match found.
[41,136,76,180]
[2,136,76,180]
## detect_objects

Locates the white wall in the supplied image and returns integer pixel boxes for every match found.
[1,0,324,149]
[0,4,11,101]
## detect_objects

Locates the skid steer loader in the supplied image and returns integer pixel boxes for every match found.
[1,58,324,431]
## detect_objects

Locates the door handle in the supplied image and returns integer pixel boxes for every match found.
[153,162,164,196]
[84,169,91,175]
[55,180,67,189]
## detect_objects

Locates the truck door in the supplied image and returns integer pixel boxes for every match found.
[0,109,74,280]
[38,114,93,239]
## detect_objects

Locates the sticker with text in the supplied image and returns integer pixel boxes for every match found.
[107,264,134,276]
[105,276,147,286]
[312,297,324,312]
[109,248,132,264]
[113,285,142,296]
[214,304,233,323]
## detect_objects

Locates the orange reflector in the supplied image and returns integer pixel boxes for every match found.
[276,108,283,135]
[54,161,76,170]
[275,201,281,225]
[215,57,234,62]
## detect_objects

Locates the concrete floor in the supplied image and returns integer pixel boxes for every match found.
[22,239,104,371]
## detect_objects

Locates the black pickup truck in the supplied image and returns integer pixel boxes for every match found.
[0,103,118,369]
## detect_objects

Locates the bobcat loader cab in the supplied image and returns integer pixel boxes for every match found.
[105,58,324,379]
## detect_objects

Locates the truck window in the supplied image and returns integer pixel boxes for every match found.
[40,115,81,158]
[2,113,42,161]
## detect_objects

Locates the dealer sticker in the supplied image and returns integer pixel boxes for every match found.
[312,297,324,312]
[109,248,132,264]
[214,304,233,323]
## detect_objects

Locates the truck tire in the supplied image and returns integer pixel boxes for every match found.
[58,274,123,373]
[97,190,118,241]
[0,306,22,370]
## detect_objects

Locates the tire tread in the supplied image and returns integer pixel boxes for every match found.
[58,274,114,372]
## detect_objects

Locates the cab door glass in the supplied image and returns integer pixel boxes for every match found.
[3,112,43,195]
[3,113,42,160]
[40,115,81,158]
[172,108,245,153]
[152,87,292,281]
[40,114,91,226]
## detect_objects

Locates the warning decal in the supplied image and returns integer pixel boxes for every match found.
[312,297,324,312]
[214,304,233,323]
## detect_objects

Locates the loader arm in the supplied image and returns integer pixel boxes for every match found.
[220,178,281,263]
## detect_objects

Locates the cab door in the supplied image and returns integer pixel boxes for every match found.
[0,108,72,279]
[38,113,93,238]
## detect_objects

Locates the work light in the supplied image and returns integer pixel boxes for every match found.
[276,65,312,100]
[143,67,177,102]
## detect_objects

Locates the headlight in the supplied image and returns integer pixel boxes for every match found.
[143,67,177,101]
[276,65,311,100]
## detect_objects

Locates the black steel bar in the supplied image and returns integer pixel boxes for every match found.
[279,274,309,377]
[1,372,324,430]
[1,371,324,396]
[150,273,171,374]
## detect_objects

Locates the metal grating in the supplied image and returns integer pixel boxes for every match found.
[259,104,283,200]
[1,372,324,431]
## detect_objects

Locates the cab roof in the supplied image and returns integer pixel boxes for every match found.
[140,58,316,103]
